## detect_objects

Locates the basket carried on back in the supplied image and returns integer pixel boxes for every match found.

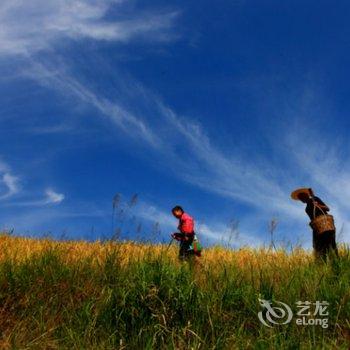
[310,214,335,234]
[310,201,336,234]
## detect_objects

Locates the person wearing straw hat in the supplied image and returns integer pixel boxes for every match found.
[291,188,338,260]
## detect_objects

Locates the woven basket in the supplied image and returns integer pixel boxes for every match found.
[310,214,335,234]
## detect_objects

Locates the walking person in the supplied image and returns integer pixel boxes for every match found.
[171,206,201,260]
[291,188,338,260]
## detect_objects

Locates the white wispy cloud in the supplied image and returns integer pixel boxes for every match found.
[45,189,65,204]
[0,158,65,206]
[284,128,350,241]
[195,222,264,248]
[155,102,302,218]
[135,202,177,228]
[0,0,178,57]
[3,188,65,207]
[0,160,20,200]
[22,62,160,147]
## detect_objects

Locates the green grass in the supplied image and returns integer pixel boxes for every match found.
[0,239,349,349]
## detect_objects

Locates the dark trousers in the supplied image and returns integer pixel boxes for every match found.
[313,230,338,260]
[179,236,195,260]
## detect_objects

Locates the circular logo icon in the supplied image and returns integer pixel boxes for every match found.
[258,298,293,327]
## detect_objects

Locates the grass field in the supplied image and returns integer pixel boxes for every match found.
[0,233,349,349]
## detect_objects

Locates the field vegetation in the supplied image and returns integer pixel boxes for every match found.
[0,233,349,349]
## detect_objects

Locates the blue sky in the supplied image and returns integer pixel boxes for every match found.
[1,0,350,248]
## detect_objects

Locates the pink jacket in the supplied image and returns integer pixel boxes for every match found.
[178,212,195,235]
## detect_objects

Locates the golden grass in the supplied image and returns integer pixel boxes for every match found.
[0,232,314,271]
[0,232,348,349]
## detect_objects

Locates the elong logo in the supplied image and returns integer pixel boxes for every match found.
[258,298,329,329]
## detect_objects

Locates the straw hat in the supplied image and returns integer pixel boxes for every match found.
[291,188,313,200]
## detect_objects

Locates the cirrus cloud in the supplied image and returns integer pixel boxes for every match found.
[45,189,65,204]
[0,160,20,200]
[0,0,179,57]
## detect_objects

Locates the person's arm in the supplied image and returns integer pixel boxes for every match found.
[314,197,330,211]
[172,232,185,241]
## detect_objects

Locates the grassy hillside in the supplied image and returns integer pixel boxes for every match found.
[0,233,349,349]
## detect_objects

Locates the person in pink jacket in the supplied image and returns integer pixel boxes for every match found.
[171,205,196,260]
